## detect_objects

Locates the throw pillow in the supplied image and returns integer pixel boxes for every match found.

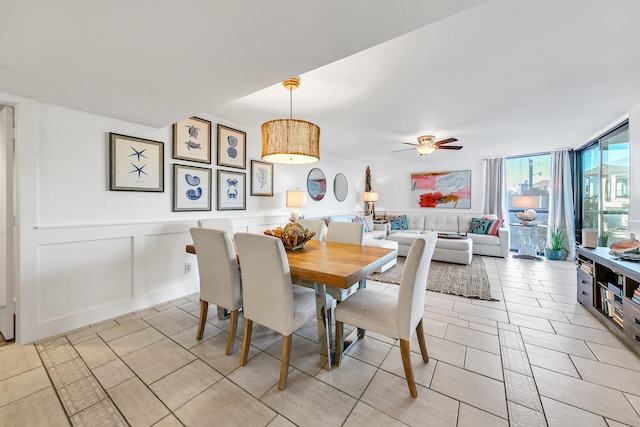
[469,217,491,234]
[390,215,408,230]
[359,215,375,232]
[485,218,504,236]
[352,217,369,232]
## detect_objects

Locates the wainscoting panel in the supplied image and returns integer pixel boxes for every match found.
[144,231,198,295]
[37,237,134,323]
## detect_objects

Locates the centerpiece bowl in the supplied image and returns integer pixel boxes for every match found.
[264,222,315,250]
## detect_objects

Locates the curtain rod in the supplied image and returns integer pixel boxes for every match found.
[484,147,575,160]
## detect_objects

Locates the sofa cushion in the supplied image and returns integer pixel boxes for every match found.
[468,233,501,246]
[389,215,408,230]
[424,215,458,233]
[406,215,426,231]
[364,230,386,239]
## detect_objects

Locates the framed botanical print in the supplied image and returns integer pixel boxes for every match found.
[217,170,246,210]
[250,160,273,196]
[173,164,212,211]
[172,116,212,163]
[217,124,246,169]
[109,133,164,192]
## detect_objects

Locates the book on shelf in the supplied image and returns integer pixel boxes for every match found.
[612,314,624,328]
[607,283,623,297]
[579,263,593,275]
[632,295,640,307]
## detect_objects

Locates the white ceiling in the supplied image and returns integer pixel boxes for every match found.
[2,0,640,162]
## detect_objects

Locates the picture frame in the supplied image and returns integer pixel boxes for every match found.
[172,116,211,163]
[173,164,212,211]
[250,160,274,196]
[109,133,164,192]
[217,124,246,169]
[217,169,246,210]
[410,170,471,209]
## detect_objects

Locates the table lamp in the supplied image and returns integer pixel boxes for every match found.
[363,191,378,216]
[511,195,541,224]
[286,189,305,221]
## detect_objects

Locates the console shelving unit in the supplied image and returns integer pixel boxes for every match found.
[576,246,640,355]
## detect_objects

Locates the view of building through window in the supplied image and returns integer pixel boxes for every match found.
[506,154,551,253]
[581,124,629,245]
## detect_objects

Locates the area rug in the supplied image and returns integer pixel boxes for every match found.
[368,256,498,301]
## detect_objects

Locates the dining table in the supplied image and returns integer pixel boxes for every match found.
[186,238,396,368]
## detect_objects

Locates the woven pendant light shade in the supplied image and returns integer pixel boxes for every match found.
[261,119,320,164]
[261,77,320,164]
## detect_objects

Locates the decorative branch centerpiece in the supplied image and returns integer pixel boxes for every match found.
[264,222,315,250]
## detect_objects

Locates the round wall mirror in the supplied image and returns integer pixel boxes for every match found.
[333,173,348,202]
[307,168,326,201]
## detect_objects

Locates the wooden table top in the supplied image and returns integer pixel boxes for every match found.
[186,239,396,289]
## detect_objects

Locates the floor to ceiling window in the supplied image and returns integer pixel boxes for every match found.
[506,154,551,252]
[578,122,629,246]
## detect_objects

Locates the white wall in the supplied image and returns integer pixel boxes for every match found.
[366,156,486,216]
[4,96,373,343]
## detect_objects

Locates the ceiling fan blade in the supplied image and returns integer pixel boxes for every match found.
[434,138,458,146]
[401,142,421,147]
[436,145,463,150]
[391,148,418,153]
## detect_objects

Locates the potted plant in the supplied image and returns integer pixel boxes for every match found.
[545,226,568,260]
[598,231,610,247]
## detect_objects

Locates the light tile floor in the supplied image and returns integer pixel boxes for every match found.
[2,256,640,426]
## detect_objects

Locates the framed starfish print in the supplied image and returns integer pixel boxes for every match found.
[173,116,212,164]
[109,133,164,192]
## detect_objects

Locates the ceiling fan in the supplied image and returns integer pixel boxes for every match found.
[392,135,463,156]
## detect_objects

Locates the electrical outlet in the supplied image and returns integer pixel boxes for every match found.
[184,263,192,273]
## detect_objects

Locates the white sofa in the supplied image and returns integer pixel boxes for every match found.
[387,214,510,258]
[327,214,387,239]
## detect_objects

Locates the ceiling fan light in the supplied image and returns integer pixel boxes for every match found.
[417,146,435,155]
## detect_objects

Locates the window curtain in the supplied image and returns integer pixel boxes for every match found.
[483,158,508,223]
[548,150,576,261]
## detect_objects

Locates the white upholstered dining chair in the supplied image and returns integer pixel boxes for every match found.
[189,227,242,355]
[198,218,235,241]
[326,221,364,245]
[234,232,317,390]
[334,232,437,398]
[297,221,364,302]
[296,219,327,241]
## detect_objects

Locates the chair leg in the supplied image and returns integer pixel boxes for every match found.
[334,320,343,367]
[279,334,293,390]
[415,319,429,363]
[196,300,209,340]
[400,339,418,398]
[225,309,239,355]
[239,318,253,367]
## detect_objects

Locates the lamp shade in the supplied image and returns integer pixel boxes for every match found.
[363,191,379,202]
[262,119,320,164]
[286,190,305,208]
[511,195,541,209]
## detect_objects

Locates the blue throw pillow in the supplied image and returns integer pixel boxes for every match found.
[390,215,408,230]
[469,217,491,234]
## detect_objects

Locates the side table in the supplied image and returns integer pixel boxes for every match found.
[510,223,547,261]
